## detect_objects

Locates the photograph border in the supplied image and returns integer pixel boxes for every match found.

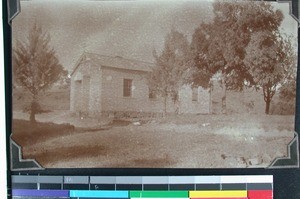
[8,0,300,171]
[5,0,300,198]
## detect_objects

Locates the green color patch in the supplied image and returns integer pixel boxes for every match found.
[130,191,189,198]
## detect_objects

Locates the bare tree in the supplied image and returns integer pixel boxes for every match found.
[13,23,64,123]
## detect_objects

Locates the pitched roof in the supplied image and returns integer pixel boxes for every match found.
[71,52,155,76]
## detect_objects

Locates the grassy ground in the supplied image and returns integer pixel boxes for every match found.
[12,87,295,168]
[12,120,75,146]
[12,113,295,168]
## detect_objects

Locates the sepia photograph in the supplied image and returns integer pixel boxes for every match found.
[11,0,298,168]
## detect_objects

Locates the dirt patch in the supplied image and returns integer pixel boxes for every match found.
[133,157,174,167]
[12,113,295,168]
[112,120,131,127]
[24,145,107,166]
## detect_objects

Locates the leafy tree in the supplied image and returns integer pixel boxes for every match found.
[148,29,193,115]
[13,23,64,123]
[191,0,284,113]
[245,32,296,114]
[278,35,298,104]
[57,69,71,89]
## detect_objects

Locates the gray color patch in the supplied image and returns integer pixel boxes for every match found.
[12,175,38,183]
[168,176,195,184]
[90,176,117,184]
[116,176,143,184]
[194,176,221,184]
[64,176,89,184]
[38,176,63,184]
[142,176,169,184]
[247,183,273,190]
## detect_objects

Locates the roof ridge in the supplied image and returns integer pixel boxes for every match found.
[84,51,155,66]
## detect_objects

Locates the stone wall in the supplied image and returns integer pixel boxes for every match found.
[71,62,211,117]
[179,85,210,114]
[100,66,166,113]
[70,60,91,113]
[88,64,102,116]
[100,66,210,115]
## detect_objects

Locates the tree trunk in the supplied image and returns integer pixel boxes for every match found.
[30,96,37,124]
[209,82,212,114]
[163,95,167,117]
[263,83,274,115]
[30,110,36,124]
[221,76,227,114]
[265,100,271,115]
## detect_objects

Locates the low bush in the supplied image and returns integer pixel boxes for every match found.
[270,100,295,115]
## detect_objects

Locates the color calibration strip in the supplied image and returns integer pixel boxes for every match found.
[11,175,273,199]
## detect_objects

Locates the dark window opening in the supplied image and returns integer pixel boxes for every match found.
[123,79,133,97]
[149,89,156,99]
[192,87,198,101]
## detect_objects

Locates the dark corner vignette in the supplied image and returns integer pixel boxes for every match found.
[3,0,12,199]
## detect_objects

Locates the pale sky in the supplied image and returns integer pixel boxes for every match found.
[12,0,298,72]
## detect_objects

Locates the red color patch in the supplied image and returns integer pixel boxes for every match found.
[248,190,272,199]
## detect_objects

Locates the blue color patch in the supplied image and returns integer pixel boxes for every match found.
[12,189,69,197]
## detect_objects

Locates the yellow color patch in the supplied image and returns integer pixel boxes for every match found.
[189,191,247,198]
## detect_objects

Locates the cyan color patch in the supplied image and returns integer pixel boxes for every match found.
[69,190,129,198]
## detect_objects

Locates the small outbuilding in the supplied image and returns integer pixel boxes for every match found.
[70,52,210,118]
